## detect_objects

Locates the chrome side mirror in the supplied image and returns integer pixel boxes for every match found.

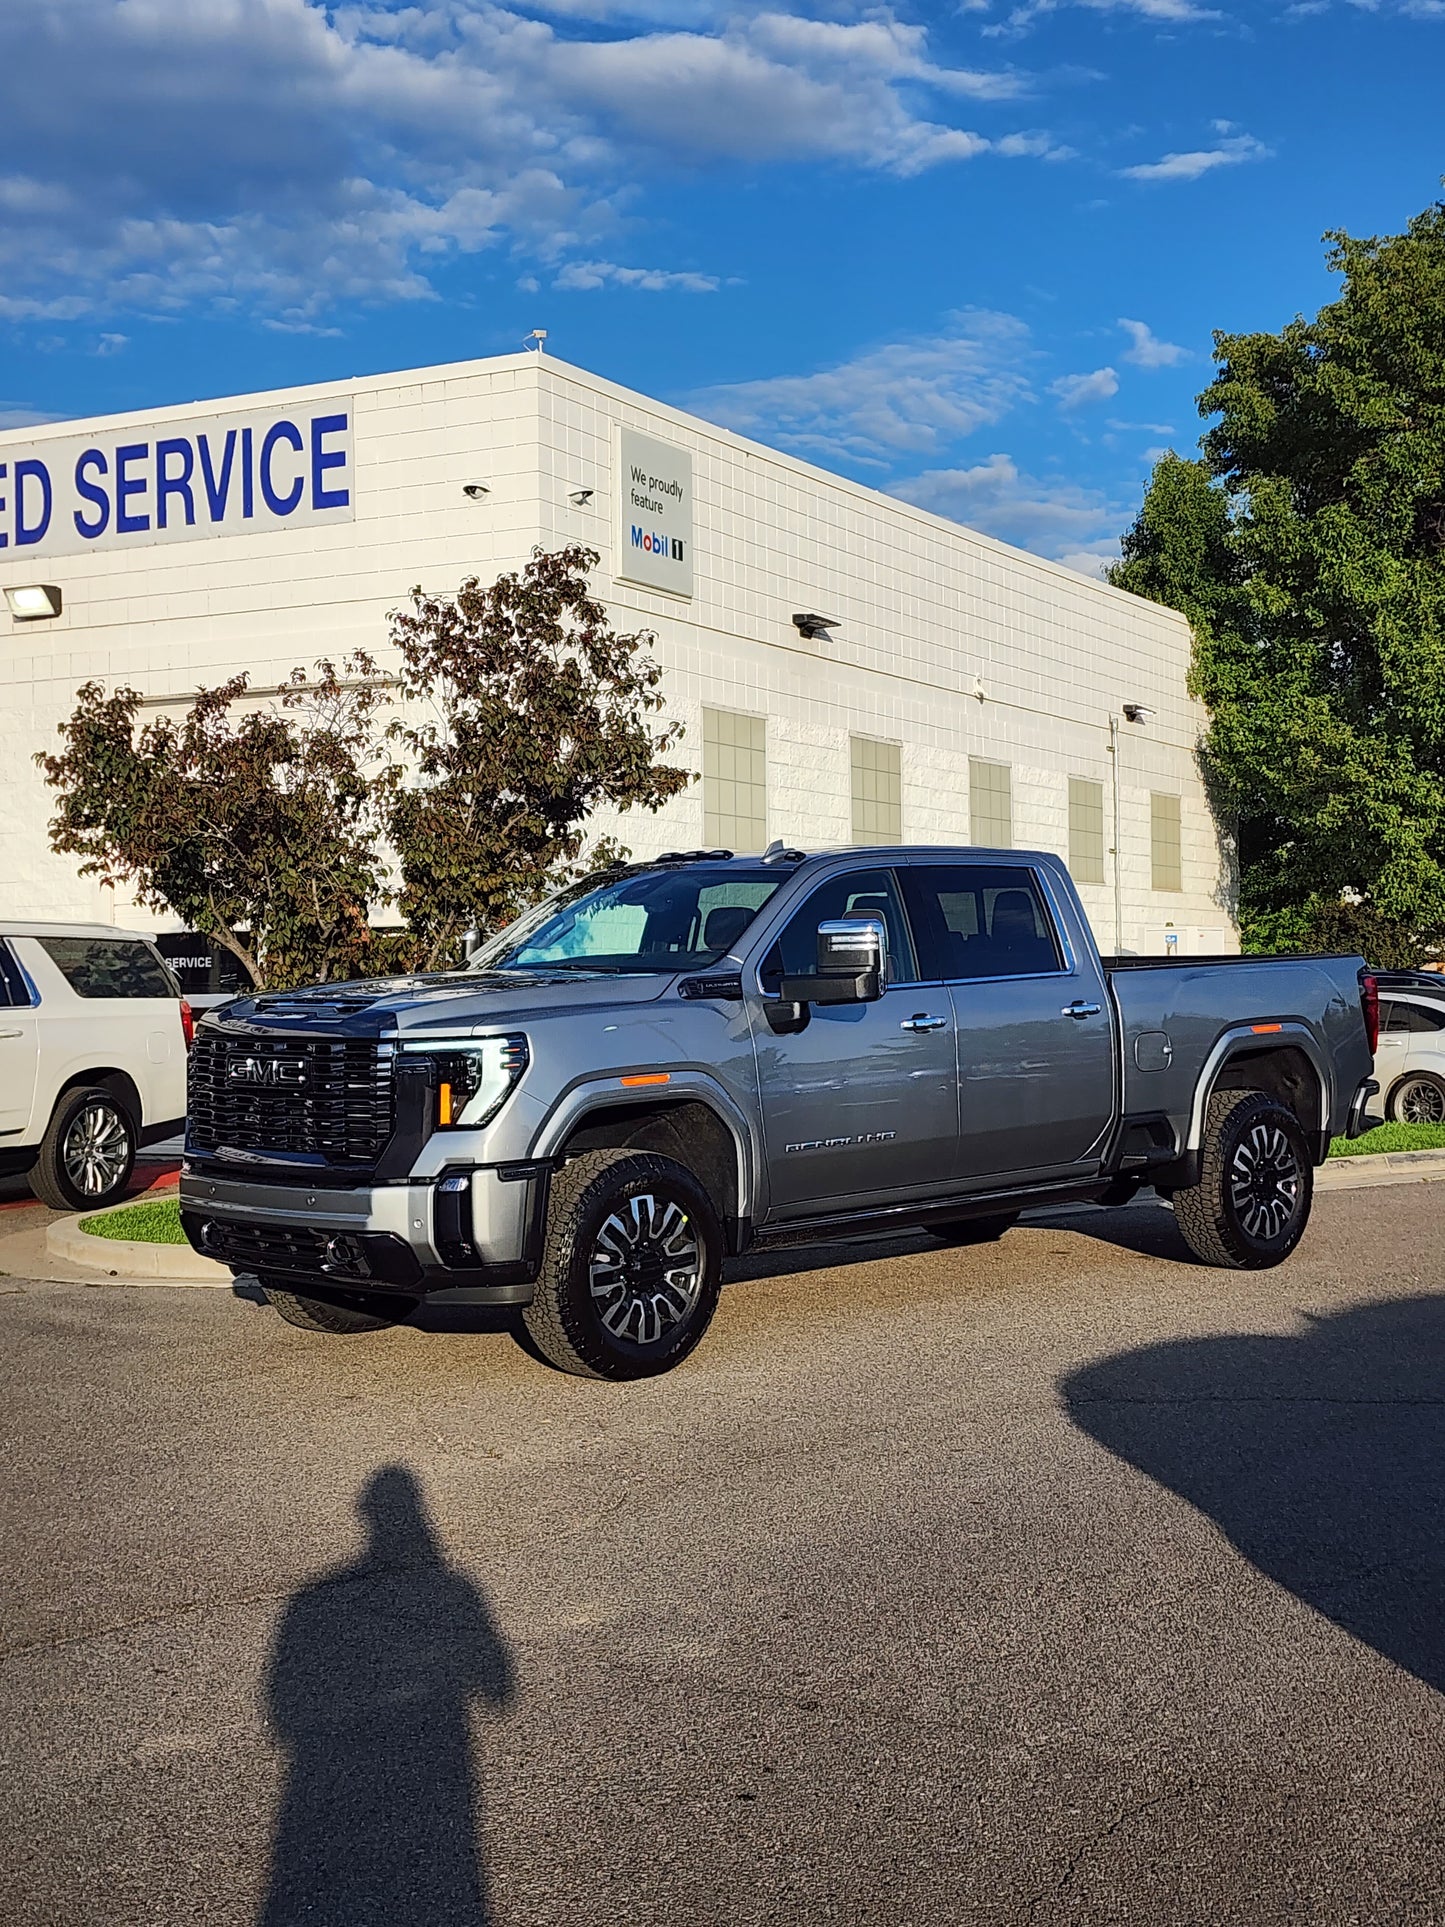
[816,915,887,985]
[772,914,886,1008]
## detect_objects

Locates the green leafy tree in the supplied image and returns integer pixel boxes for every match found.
[38,659,393,988]
[383,544,690,971]
[1111,200,1445,963]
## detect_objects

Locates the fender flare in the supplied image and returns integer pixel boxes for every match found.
[1185,1022,1331,1152]
[530,1071,763,1223]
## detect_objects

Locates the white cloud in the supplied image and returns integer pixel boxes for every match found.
[891,454,1124,573]
[1121,131,1270,182]
[554,258,719,291]
[1118,317,1187,367]
[690,311,1035,462]
[0,405,66,429]
[1049,366,1119,409]
[0,0,1058,322]
[986,0,1221,36]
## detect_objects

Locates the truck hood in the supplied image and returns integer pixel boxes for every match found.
[212,968,675,1037]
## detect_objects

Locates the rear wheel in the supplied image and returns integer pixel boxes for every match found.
[521,1148,723,1379]
[1386,1071,1445,1125]
[1174,1089,1313,1270]
[261,1279,414,1334]
[29,1086,137,1211]
[926,1211,1019,1246]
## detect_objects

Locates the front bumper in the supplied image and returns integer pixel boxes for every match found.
[178,1165,548,1304]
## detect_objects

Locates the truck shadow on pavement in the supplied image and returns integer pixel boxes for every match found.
[1062,1292,1445,1695]
[259,1464,515,1927]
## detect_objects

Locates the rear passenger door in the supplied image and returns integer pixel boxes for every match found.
[0,941,39,1137]
[900,862,1115,1184]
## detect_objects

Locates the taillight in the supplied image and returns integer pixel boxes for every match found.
[1360,972,1379,1055]
[180,999,195,1050]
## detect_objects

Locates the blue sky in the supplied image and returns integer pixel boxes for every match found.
[1,0,1440,574]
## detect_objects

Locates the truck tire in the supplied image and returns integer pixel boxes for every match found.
[1173,1089,1313,1270]
[261,1280,413,1334]
[1386,1071,1445,1125]
[522,1148,723,1380]
[29,1085,137,1212]
[926,1211,1019,1246]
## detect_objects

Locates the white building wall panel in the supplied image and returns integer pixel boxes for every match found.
[0,351,1232,954]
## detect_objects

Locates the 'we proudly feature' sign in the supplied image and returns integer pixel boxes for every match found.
[616,427,693,598]
[0,400,355,559]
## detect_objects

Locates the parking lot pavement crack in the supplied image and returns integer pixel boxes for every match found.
[0,1557,456,1668]
[1021,1779,1195,1916]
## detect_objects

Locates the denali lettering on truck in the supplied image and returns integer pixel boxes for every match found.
[615,426,693,598]
[0,403,354,558]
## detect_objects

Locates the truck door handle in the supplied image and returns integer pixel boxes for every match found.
[900,1013,949,1032]
[1062,1001,1102,1019]
[0,1027,23,1039]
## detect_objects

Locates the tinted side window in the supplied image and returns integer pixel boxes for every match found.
[37,937,178,1000]
[902,866,1064,981]
[759,869,916,992]
[1391,999,1445,1034]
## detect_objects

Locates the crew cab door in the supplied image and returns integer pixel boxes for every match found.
[0,940,39,1137]
[747,867,959,1217]
[899,861,1115,1184]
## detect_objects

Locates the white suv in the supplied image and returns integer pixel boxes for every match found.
[0,923,191,1211]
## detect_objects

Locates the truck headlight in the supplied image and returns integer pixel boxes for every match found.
[403,1034,529,1129]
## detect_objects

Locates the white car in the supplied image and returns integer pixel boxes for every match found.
[1373,986,1445,1124]
[0,922,190,1210]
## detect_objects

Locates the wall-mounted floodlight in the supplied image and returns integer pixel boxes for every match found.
[1122,702,1155,723]
[568,487,594,507]
[792,612,838,640]
[461,482,490,501]
[4,584,62,620]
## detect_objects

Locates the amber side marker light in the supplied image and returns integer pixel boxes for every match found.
[439,1082,454,1125]
[1251,1023,1284,1034]
[620,1072,671,1087]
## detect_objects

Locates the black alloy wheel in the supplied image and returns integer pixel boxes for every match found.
[522,1148,724,1379]
[1174,1089,1314,1270]
[1387,1072,1445,1126]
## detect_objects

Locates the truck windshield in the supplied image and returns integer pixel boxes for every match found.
[472,867,783,974]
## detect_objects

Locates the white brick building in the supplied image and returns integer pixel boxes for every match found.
[0,351,1235,956]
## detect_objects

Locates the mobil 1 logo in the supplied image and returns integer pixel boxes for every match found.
[615,427,693,599]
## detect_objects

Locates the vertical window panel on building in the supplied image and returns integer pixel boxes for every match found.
[850,736,902,843]
[1068,777,1106,886]
[703,708,767,852]
[969,758,1012,849]
[1151,792,1183,892]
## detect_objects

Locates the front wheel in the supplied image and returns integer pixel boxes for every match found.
[1386,1071,1445,1125]
[29,1086,137,1211]
[522,1149,723,1379]
[1173,1089,1313,1270]
[261,1279,414,1334]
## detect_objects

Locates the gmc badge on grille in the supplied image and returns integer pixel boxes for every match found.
[227,1056,307,1087]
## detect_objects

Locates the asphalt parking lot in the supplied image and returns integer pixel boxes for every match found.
[3,1182,1445,1926]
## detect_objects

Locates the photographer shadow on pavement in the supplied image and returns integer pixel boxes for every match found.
[1062,1292,1445,1695]
[260,1464,516,1927]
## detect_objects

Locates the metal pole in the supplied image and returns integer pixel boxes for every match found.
[1109,714,1123,953]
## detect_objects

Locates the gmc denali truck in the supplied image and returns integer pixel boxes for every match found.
[180,846,1379,1379]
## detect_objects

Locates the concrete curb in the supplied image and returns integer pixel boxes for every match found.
[1316,1146,1445,1191]
[45,1214,233,1286]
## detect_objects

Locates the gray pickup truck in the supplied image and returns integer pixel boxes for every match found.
[180,846,1379,1378]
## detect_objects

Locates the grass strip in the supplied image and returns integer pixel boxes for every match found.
[79,1195,187,1243]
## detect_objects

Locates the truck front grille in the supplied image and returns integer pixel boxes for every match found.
[188,1033,395,1165]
